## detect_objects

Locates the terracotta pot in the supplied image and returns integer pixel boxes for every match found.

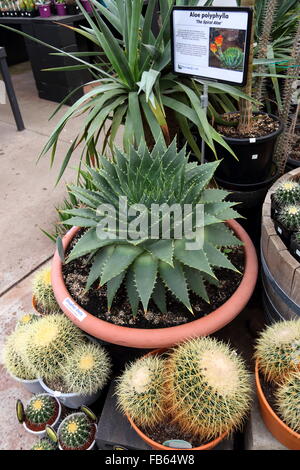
[255,361,300,450]
[125,349,226,450]
[51,220,258,349]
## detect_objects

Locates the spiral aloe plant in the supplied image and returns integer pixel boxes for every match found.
[63,139,242,316]
[220,47,244,70]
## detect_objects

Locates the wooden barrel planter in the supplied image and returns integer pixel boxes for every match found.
[261,168,300,323]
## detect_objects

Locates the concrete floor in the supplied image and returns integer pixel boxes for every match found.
[0,62,122,449]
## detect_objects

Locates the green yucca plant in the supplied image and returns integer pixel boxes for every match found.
[62,139,242,315]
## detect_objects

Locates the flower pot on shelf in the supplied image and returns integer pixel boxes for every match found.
[51,220,258,349]
[55,2,67,15]
[206,113,283,185]
[38,3,51,17]
[66,3,79,14]
[255,361,300,450]
[10,373,44,394]
[20,394,62,437]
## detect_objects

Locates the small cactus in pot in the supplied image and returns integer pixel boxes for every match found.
[255,320,300,383]
[116,355,166,428]
[165,337,252,441]
[31,437,57,450]
[32,268,60,314]
[61,342,111,395]
[273,182,300,207]
[17,394,61,433]
[47,406,97,450]
[25,314,84,379]
[278,205,300,231]
[275,372,300,434]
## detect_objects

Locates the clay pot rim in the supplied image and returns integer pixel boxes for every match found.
[51,219,258,349]
[125,348,227,450]
[255,360,300,440]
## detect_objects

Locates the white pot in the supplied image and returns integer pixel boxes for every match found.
[10,373,44,394]
[58,423,97,450]
[23,395,61,437]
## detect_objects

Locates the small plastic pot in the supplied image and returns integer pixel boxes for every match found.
[55,2,67,15]
[66,4,80,14]
[38,377,102,409]
[23,396,61,437]
[273,220,292,248]
[38,3,51,17]
[10,373,44,394]
[206,113,283,184]
[58,423,97,450]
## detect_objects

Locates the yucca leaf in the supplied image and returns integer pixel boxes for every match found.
[133,253,158,312]
[174,239,216,278]
[86,246,115,290]
[152,277,167,314]
[100,245,143,285]
[107,272,126,310]
[159,259,192,313]
[204,243,240,272]
[184,266,209,303]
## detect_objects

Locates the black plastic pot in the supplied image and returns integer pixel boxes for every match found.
[207,113,283,184]
[66,4,80,14]
[290,237,300,263]
[273,220,292,248]
[270,193,281,220]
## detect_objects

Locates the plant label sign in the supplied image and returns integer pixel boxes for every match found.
[171,6,253,86]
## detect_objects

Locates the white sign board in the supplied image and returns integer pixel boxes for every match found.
[171,7,252,86]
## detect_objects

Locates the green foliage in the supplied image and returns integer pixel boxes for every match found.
[220,48,244,70]
[165,337,252,440]
[31,438,57,450]
[276,372,300,433]
[63,139,242,316]
[116,355,166,428]
[58,412,95,450]
[25,314,85,379]
[255,320,300,383]
[32,268,60,314]
[278,205,300,231]
[273,181,300,206]
[3,326,36,380]
[25,394,58,425]
[61,343,112,395]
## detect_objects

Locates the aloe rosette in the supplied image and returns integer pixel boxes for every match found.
[220,47,244,70]
[62,139,243,316]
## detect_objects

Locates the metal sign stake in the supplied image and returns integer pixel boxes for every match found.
[200,82,209,165]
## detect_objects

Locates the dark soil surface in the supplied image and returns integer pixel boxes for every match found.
[217,113,280,139]
[62,231,244,329]
[141,419,209,448]
[44,376,69,394]
[289,128,300,162]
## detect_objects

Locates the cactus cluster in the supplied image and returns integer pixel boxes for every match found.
[23,394,59,429]
[220,47,244,70]
[165,338,252,440]
[61,343,111,395]
[32,268,60,314]
[31,438,57,450]
[255,320,300,383]
[57,412,96,450]
[3,326,36,380]
[273,181,300,207]
[26,314,84,379]
[116,355,166,428]
[275,372,300,433]
[278,205,300,231]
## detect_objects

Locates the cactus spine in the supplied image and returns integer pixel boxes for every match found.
[278,205,300,230]
[255,320,300,383]
[58,412,96,450]
[62,343,111,395]
[3,326,36,380]
[25,394,59,427]
[31,438,57,450]
[273,182,300,207]
[165,338,252,440]
[32,268,60,314]
[25,314,84,379]
[276,372,300,433]
[116,355,166,428]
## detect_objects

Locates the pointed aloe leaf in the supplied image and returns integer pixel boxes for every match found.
[204,224,243,247]
[174,239,216,278]
[86,246,115,290]
[56,236,65,263]
[184,266,209,304]
[62,208,96,219]
[126,268,140,317]
[159,259,192,313]
[63,217,98,228]
[100,245,142,285]
[67,229,113,263]
[152,277,167,314]
[202,272,220,287]
[133,253,158,312]
[200,189,230,203]
[107,272,126,310]
[204,243,240,272]
[143,239,174,266]
[214,207,241,221]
